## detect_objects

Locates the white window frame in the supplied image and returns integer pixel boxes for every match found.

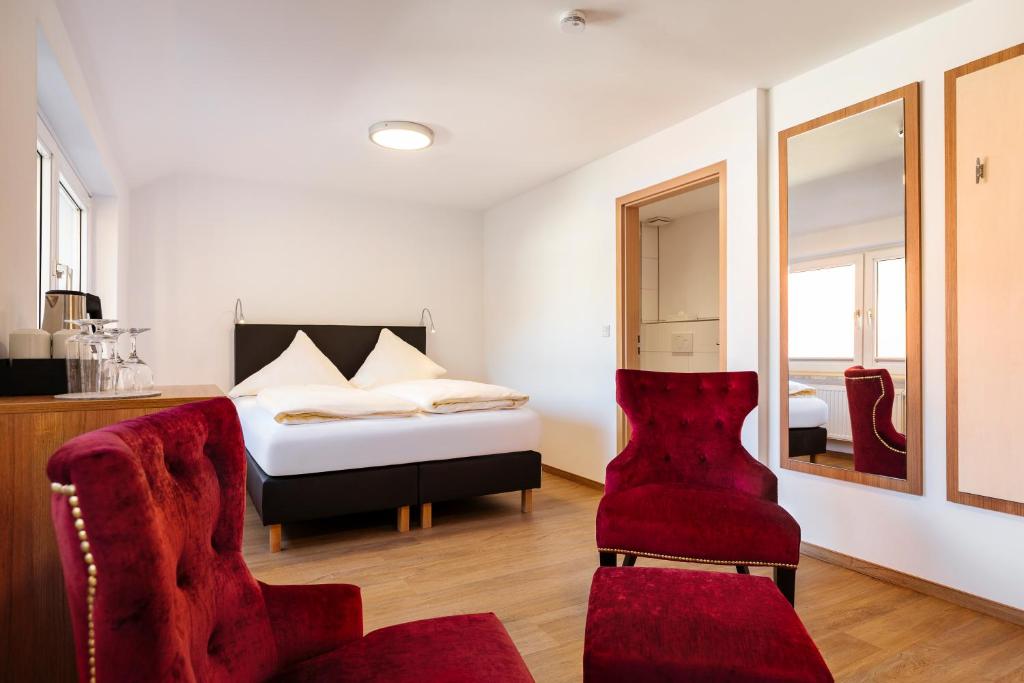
[864,246,906,373]
[789,247,906,376]
[37,116,91,325]
[788,252,864,373]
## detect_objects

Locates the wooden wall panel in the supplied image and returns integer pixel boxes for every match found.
[946,44,1024,516]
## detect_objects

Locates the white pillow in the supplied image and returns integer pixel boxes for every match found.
[349,328,446,389]
[228,330,351,397]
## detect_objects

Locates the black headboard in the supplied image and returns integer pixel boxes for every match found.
[233,324,426,385]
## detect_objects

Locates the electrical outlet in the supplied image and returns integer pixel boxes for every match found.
[671,332,694,353]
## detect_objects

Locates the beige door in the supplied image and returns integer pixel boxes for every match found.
[955,53,1024,503]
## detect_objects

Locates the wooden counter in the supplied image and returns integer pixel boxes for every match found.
[0,385,222,683]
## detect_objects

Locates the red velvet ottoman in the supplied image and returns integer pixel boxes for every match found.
[584,568,832,683]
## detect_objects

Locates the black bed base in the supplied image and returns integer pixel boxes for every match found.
[246,449,542,528]
[788,427,828,458]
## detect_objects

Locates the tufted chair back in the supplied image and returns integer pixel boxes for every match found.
[607,369,765,496]
[844,366,907,479]
[47,398,281,683]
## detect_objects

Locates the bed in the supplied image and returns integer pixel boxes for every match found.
[234,323,542,551]
[788,394,828,460]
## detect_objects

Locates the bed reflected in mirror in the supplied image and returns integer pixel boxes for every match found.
[779,85,921,493]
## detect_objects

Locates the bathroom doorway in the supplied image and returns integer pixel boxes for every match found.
[615,162,726,447]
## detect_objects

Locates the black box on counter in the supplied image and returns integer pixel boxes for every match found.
[0,359,68,396]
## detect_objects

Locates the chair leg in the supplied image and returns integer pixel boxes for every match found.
[599,551,617,567]
[521,488,534,513]
[736,565,750,574]
[420,502,432,529]
[268,524,282,553]
[397,505,410,533]
[774,566,796,606]
[621,554,637,567]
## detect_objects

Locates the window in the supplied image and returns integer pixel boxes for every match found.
[789,247,905,373]
[872,255,906,361]
[37,118,90,324]
[788,262,858,360]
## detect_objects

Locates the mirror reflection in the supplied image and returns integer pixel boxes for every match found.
[786,99,908,479]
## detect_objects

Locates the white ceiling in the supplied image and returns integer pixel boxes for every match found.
[787,99,905,186]
[639,182,718,221]
[56,0,966,209]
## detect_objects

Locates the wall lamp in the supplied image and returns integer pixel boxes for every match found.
[234,298,246,324]
[420,307,436,334]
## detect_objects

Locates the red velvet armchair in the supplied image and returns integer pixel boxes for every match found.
[844,366,907,479]
[596,370,801,603]
[47,397,534,683]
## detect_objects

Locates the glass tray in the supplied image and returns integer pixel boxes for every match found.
[54,390,162,400]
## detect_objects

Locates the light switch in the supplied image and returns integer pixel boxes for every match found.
[600,325,611,338]
[671,332,694,353]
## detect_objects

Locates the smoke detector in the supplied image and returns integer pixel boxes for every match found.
[559,10,587,34]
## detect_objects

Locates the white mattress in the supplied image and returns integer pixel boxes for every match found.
[789,396,828,429]
[234,397,542,477]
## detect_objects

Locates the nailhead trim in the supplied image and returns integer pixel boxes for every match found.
[847,375,907,455]
[51,481,97,683]
[597,547,799,569]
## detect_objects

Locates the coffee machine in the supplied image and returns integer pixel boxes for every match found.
[41,290,102,333]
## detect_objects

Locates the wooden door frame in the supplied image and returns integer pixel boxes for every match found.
[946,44,1024,516]
[615,161,728,451]
[778,83,922,495]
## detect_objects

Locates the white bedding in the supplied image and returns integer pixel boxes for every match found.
[373,379,528,413]
[234,396,542,477]
[257,384,417,424]
[790,395,828,429]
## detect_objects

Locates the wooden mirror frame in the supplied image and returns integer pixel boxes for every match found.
[945,45,1024,516]
[778,83,922,494]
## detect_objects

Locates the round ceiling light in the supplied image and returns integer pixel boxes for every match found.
[369,121,434,151]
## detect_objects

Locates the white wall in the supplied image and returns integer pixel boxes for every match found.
[659,209,719,321]
[641,208,721,374]
[789,215,903,261]
[127,174,485,391]
[0,0,39,354]
[0,0,128,357]
[641,320,720,373]
[34,0,132,321]
[769,0,1024,609]
[483,89,767,483]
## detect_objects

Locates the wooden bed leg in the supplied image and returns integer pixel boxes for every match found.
[397,505,410,533]
[268,524,282,553]
[521,488,534,513]
[420,502,432,529]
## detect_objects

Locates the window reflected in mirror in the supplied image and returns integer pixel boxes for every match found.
[780,86,921,491]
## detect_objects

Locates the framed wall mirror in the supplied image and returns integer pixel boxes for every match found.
[779,84,922,494]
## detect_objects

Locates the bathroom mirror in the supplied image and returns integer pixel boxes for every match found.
[779,84,922,493]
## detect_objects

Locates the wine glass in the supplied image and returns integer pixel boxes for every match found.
[102,328,128,392]
[119,328,154,391]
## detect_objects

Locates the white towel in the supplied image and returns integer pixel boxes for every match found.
[256,384,418,424]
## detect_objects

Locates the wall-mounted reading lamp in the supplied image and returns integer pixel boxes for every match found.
[420,307,436,334]
[234,298,246,324]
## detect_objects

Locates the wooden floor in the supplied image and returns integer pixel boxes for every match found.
[790,451,855,470]
[244,473,1024,682]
